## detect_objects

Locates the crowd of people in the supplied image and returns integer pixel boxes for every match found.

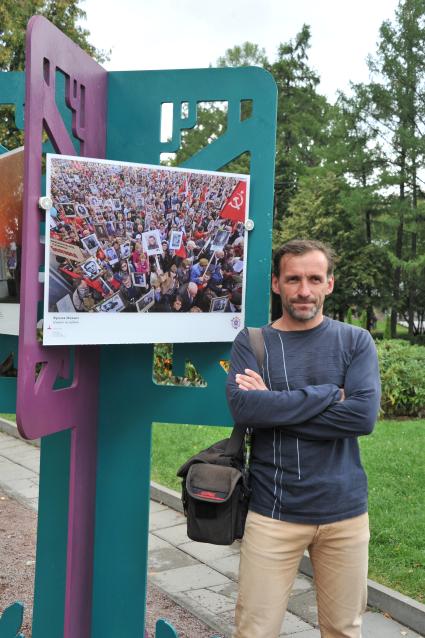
[48,158,246,314]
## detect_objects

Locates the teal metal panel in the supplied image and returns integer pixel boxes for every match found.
[91,67,277,638]
[0,71,25,154]
[32,431,71,638]
[0,334,18,412]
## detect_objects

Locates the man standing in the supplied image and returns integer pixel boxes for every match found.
[226,239,381,638]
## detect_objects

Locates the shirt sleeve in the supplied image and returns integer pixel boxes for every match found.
[280,330,381,440]
[226,329,341,428]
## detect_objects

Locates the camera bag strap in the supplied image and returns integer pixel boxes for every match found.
[224,327,265,458]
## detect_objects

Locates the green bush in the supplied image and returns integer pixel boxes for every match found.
[346,308,353,324]
[377,340,425,418]
[359,310,368,329]
[383,315,391,340]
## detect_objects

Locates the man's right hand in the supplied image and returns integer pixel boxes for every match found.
[339,388,345,401]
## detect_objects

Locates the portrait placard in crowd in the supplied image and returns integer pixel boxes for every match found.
[0,146,24,335]
[43,154,250,345]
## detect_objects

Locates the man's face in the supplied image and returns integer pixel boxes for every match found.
[86,262,97,274]
[271,250,334,325]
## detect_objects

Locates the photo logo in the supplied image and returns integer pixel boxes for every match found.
[231,316,241,329]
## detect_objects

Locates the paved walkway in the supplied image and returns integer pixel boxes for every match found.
[0,428,423,638]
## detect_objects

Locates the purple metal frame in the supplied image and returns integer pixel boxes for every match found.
[16,16,107,638]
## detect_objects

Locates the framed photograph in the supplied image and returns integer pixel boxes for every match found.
[0,146,24,335]
[104,246,119,265]
[142,229,162,256]
[211,229,230,252]
[119,242,131,259]
[210,296,228,312]
[131,272,147,287]
[136,288,155,313]
[115,221,126,238]
[169,230,183,251]
[44,154,249,345]
[94,223,108,241]
[95,292,125,313]
[60,202,77,217]
[75,203,89,217]
[56,293,75,313]
[98,277,113,297]
[105,221,116,236]
[80,258,101,279]
[81,233,101,254]
[144,211,152,229]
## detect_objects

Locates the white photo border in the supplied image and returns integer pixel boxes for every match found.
[43,153,250,345]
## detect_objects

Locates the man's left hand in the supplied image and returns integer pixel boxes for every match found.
[235,369,268,391]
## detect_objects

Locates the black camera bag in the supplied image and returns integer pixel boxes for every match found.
[176,327,264,545]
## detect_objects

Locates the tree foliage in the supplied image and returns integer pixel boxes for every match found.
[0,0,108,149]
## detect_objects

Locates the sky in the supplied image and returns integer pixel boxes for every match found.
[82,0,400,102]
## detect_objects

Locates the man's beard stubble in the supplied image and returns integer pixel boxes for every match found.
[283,298,323,322]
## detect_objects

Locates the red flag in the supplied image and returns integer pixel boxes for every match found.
[220,180,247,223]
[178,177,189,196]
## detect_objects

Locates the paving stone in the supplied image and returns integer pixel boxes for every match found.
[281,629,320,638]
[218,609,236,634]
[212,553,240,580]
[27,497,38,512]
[289,575,315,597]
[0,438,28,451]
[186,587,236,614]
[148,533,173,551]
[181,540,240,564]
[149,500,168,514]
[3,478,39,499]
[150,563,231,593]
[148,546,198,573]
[362,611,422,637]
[287,589,318,626]
[153,522,191,545]
[0,459,37,480]
[280,610,315,635]
[148,508,186,531]
[210,581,239,602]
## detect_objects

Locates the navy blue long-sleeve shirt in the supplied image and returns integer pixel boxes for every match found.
[226,318,381,524]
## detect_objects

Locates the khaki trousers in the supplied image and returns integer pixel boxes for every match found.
[233,511,370,638]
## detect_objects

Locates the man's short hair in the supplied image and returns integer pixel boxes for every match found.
[273,239,335,278]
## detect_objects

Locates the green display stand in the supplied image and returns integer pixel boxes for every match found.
[0,16,277,638]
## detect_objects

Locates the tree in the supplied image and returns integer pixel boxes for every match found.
[0,0,108,148]
[316,92,391,329]
[362,0,425,337]
[281,169,390,322]
[217,41,268,68]
[270,25,330,228]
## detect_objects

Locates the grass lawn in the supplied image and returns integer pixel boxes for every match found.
[351,318,408,335]
[359,419,425,603]
[152,419,425,603]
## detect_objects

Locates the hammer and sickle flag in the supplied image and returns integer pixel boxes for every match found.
[220,180,247,223]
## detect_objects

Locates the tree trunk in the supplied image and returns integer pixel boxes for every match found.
[391,170,405,338]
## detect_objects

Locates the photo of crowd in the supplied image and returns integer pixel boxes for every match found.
[46,156,248,321]
[0,146,23,336]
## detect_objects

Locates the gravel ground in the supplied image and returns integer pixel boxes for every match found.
[0,490,222,638]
